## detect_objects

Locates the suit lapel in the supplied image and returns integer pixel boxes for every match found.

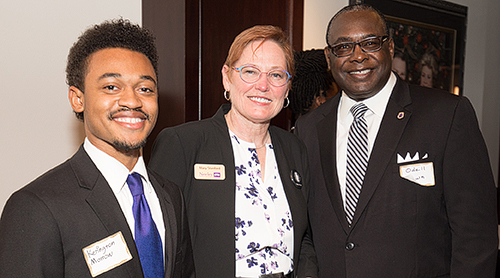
[149,173,176,278]
[71,147,144,278]
[270,129,308,258]
[351,80,413,227]
[317,96,351,232]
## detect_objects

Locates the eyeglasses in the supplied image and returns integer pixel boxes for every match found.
[233,65,291,87]
[327,36,389,57]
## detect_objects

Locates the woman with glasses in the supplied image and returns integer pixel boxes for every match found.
[149,25,317,278]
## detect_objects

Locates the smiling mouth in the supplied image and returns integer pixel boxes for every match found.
[109,108,150,122]
[349,69,371,75]
[248,96,271,104]
[114,117,145,124]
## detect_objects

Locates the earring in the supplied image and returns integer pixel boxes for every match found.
[283,97,290,108]
[224,90,230,101]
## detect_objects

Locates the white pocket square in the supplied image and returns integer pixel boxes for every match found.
[397,152,428,164]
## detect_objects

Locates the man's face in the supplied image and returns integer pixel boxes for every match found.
[325,10,394,101]
[69,47,158,157]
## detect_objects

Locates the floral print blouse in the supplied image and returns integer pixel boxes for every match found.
[230,131,294,276]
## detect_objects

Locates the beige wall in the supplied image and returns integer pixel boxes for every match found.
[1,0,498,210]
[0,0,141,208]
[303,0,500,186]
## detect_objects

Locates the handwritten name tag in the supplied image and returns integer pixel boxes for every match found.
[194,163,225,180]
[399,162,435,186]
[82,231,132,277]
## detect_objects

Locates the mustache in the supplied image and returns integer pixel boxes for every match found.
[108,108,151,121]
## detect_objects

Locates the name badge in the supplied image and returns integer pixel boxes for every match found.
[399,162,435,186]
[194,163,225,180]
[82,231,132,277]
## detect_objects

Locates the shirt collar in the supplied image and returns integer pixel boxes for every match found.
[339,72,397,122]
[83,138,151,195]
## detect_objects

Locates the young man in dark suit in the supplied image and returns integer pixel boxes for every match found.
[294,4,497,277]
[0,19,194,278]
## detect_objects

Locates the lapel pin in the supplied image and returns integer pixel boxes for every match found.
[397,111,405,120]
[290,170,303,189]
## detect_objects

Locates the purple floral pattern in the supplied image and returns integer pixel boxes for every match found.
[230,132,294,276]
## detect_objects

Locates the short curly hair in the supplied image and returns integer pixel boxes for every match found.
[66,18,158,120]
[326,3,388,47]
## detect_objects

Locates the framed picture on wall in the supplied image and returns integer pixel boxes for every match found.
[350,0,467,95]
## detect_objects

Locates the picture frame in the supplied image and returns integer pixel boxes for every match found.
[350,0,467,95]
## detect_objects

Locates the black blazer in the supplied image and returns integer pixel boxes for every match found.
[295,76,498,278]
[0,146,195,278]
[149,104,317,278]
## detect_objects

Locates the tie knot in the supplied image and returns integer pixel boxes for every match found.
[127,172,144,196]
[350,103,368,120]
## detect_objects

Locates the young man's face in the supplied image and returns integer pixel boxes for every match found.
[70,47,158,157]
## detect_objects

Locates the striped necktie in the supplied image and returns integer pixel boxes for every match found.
[345,103,369,226]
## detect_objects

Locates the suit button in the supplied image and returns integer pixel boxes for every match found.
[345,242,355,250]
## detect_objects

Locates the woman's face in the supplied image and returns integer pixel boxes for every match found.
[420,65,433,88]
[392,56,407,80]
[222,40,289,124]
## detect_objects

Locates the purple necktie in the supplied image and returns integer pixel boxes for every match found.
[127,172,165,278]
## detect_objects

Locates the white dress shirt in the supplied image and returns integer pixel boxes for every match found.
[83,138,166,256]
[336,73,397,209]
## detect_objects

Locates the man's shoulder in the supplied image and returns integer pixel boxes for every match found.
[391,83,476,132]
[407,83,460,105]
[296,93,339,131]
[23,156,76,191]
[5,150,87,209]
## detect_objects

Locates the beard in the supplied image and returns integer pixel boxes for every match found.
[108,107,152,152]
[112,138,147,152]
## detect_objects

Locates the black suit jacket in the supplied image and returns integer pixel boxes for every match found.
[149,104,318,278]
[0,146,195,278]
[295,76,498,277]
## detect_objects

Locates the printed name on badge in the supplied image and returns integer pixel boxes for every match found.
[194,163,226,180]
[399,162,435,186]
[82,231,132,277]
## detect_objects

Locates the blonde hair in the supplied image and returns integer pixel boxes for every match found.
[419,52,438,77]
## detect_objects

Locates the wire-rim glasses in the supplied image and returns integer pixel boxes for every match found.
[233,65,291,87]
[327,36,389,57]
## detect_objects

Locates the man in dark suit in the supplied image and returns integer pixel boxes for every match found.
[0,19,194,278]
[294,4,498,277]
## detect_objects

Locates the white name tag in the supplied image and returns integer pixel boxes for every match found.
[399,162,435,186]
[82,231,132,277]
[194,163,225,180]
